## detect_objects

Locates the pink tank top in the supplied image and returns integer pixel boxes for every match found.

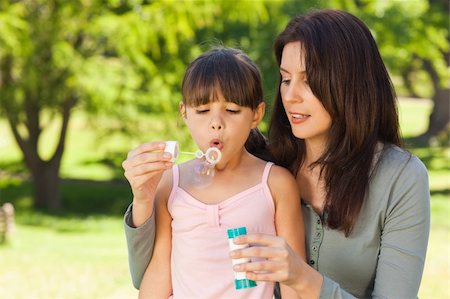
[167,162,276,299]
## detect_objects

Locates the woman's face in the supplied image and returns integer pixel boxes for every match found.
[280,41,332,147]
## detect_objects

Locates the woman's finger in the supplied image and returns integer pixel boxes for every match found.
[245,271,287,283]
[230,245,287,260]
[233,233,286,247]
[233,260,283,273]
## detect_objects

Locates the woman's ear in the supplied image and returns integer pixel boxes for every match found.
[251,102,265,128]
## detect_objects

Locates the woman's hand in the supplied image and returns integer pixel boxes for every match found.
[122,141,173,226]
[230,233,323,298]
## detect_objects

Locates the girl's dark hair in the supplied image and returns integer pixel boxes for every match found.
[182,47,270,160]
[269,9,402,236]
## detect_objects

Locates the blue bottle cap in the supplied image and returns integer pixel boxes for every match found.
[235,278,257,289]
[227,227,247,239]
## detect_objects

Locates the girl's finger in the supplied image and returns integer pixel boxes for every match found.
[127,141,166,159]
[125,161,172,179]
[125,151,172,168]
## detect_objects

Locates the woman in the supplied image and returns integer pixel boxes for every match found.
[123,9,430,298]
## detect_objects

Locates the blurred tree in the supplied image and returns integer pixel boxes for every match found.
[334,0,449,143]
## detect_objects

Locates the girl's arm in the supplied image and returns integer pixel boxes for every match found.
[122,141,173,289]
[138,189,173,299]
[268,165,307,299]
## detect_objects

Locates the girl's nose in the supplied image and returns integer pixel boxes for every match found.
[211,121,223,130]
[210,115,224,130]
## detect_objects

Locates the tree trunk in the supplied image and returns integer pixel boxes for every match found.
[6,94,75,212]
[417,59,450,143]
[30,160,62,211]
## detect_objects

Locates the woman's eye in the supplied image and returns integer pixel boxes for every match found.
[281,79,291,85]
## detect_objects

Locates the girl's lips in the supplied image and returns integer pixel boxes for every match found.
[209,138,223,150]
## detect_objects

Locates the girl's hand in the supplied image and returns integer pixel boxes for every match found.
[122,141,173,204]
[229,233,323,298]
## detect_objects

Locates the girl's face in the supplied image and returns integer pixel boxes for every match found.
[280,41,332,147]
[180,91,264,166]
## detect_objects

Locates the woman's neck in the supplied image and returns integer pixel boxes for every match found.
[303,138,326,166]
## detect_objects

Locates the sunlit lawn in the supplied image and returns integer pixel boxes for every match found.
[0,97,448,298]
[0,216,138,299]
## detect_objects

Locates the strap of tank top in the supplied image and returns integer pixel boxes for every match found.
[262,162,274,183]
[172,164,180,187]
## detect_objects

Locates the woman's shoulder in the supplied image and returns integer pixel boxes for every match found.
[378,144,427,174]
[372,144,429,191]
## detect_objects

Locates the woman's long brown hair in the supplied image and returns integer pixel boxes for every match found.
[269,9,402,236]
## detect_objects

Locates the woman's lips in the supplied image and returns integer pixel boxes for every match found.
[290,113,310,124]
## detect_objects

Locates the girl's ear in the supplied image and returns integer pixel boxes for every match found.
[251,102,265,128]
[179,102,187,119]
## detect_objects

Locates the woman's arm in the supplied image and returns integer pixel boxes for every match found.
[372,155,430,297]
[138,193,173,298]
[124,204,156,289]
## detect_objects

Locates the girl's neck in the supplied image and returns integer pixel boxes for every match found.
[214,148,251,173]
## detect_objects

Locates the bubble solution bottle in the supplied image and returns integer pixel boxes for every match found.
[227,227,257,290]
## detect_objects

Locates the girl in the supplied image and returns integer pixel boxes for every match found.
[123,47,304,299]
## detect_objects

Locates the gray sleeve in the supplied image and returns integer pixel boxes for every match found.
[319,155,430,299]
[123,203,156,289]
[319,276,356,299]
[372,156,430,298]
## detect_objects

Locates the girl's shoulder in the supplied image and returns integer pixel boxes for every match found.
[267,163,299,198]
[155,166,174,204]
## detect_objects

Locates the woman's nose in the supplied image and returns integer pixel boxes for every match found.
[284,83,304,103]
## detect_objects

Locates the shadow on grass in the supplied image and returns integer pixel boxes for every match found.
[0,177,132,220]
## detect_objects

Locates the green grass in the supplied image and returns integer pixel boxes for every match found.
[0,217,138,298]
[0,97,448,298]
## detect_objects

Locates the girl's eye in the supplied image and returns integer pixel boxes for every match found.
[226,109,241,114]
[195,109,209,114]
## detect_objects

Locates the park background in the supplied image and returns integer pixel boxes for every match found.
[0,0,448,298]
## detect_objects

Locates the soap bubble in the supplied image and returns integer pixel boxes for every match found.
[164,141,222,189]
